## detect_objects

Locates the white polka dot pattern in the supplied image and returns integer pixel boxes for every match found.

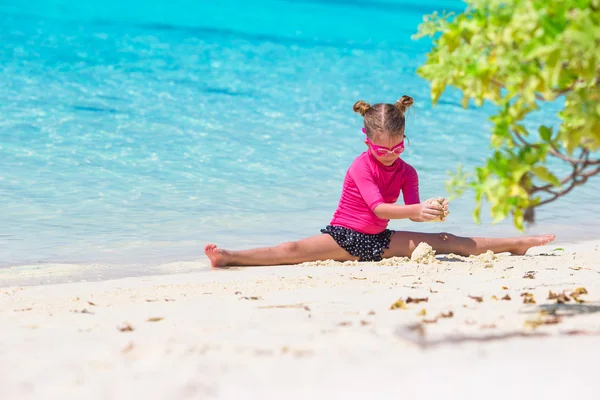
[321,225,394,262]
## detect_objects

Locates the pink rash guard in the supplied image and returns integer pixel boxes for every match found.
[330,151,420,234]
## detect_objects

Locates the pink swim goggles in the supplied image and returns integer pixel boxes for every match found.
[363,128,405,156]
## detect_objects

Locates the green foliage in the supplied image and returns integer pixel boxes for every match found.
[414,0,600,230]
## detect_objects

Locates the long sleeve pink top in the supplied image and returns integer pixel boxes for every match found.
[329,151,420,234]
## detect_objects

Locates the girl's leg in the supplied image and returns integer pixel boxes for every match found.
[205,234,358,268]
[383,231,556,258]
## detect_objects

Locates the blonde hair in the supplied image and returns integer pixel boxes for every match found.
[353,95,414,138]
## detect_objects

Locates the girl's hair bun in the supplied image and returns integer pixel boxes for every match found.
[353,100,371,116]
[395,95,414,114]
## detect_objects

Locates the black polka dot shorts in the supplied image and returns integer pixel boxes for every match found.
[320,225,394,262]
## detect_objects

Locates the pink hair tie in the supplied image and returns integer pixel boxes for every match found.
[362,128,366,134]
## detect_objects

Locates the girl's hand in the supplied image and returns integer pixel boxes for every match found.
[416,199,443,221]
[441,198,450,213]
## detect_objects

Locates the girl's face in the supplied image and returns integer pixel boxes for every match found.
[365,132,405,166]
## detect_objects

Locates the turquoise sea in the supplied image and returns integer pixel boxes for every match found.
[1,0,599,278]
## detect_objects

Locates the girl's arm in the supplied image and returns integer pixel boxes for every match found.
[373,203,420,220]
[373,202,442,221]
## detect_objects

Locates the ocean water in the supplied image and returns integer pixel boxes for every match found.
[1,0,599,274]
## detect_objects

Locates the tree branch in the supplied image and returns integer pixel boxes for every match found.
[533,165,600,206]
[512,128,533,147]
[531,148,600,194]
[581,166,600,179]
[548,146,600,165]
[531,161,580,193]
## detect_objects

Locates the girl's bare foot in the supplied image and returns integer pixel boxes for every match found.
[204,244,230,268]
[512,234,556,255]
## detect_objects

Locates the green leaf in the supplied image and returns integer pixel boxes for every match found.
[513,208,524,232]
[531,166,561,186]
[472,201,482,224]
[539,125,552,141]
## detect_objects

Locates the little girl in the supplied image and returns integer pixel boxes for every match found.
[205,96,555,268]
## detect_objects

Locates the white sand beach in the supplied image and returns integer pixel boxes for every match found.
[2,240,600,399]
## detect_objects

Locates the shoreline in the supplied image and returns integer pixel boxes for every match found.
[1,231,598,288]
[1,236,598,289]
[3,211,600,274]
